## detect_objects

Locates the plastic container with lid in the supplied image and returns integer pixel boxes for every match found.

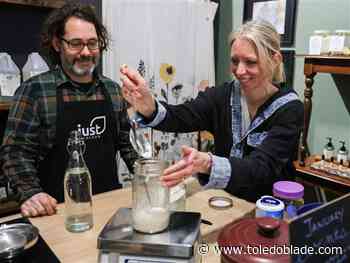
[309,30,331,55]
[0,52,21,96]
[273,181,304,219]
[255,195,284,219]
[22,52,49,82]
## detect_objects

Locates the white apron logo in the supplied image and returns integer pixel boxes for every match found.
[77,115,106,140]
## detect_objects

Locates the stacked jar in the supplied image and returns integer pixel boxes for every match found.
[273,181,304,220]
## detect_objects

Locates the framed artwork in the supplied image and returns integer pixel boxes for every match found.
[243,0,297,47]
[281,49,295,88]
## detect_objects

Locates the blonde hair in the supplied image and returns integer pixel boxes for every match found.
[229,20,285,84]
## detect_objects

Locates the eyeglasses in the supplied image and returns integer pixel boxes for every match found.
[60,38,99,52]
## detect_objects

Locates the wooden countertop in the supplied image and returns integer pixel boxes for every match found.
[0,187,255,263]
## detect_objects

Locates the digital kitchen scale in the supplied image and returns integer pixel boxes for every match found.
[97,208,201,263]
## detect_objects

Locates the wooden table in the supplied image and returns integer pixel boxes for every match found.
[0,188,255,263]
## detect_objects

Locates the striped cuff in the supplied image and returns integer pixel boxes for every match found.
[138,100,167,128]
[203,154,231,189]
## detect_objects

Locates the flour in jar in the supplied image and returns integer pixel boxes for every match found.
[132,207,170,233]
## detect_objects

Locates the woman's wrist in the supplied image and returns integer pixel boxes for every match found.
[140,100,158,122]
[205,152,213,174]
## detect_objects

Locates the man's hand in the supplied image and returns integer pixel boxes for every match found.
[161,146,212,187]
[21,192,57,217]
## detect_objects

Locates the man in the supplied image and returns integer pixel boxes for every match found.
[0,3,137,217]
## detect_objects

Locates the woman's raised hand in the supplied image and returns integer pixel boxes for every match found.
[120,65,156,118]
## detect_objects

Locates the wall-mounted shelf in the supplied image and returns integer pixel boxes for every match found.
[0,0,66,8]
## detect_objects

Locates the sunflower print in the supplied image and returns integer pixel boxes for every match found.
[159,63,176,84]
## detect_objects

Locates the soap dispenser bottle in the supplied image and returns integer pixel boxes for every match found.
[337,141,348,163]
[323,137,335,161]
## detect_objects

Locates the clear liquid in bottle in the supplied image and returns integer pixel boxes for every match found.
[64,167,93,232]
[64,130,93,233]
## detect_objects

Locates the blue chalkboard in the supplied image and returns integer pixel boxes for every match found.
[289,193,350,263]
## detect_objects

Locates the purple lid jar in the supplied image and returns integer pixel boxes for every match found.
[273,181,304,200]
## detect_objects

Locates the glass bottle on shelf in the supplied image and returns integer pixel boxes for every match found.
[323,137,335,161]
[64,130,93,233]
[337,141,348,163]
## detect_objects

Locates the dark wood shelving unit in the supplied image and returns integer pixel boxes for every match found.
[0,0,66,8]
[297,55,350,190]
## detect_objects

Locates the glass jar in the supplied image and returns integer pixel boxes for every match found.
[330,30,350,56]
[337,30,350,56]
[309,30,331,55]
[132,159,170,233]
[273,181,304,220]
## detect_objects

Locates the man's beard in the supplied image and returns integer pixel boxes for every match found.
[62,55,99,77]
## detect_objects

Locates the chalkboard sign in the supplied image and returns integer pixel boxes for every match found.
[289,193,350,263]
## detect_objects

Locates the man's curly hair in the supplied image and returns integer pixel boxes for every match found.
[41,2,109,66]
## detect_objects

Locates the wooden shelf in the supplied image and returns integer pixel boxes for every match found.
[0,0,66,8]
[0,101,12,111]
[295,156,350,188]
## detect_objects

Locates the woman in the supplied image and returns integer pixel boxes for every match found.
[121,20,303,202]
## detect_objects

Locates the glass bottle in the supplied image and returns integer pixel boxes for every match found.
[64,130,93,233]
[337,141,348,163]
[323,137,335,161]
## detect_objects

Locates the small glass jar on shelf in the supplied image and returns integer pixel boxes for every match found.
[330,30,350,56]
[309,30,331,55]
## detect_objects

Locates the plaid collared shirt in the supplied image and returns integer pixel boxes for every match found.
[0,66,137,203]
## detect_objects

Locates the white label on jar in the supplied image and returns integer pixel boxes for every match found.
[323,149,335,160]
[309,36,322,55]
[169,185,186,203]
[337,153,348,163]
[0,74,20,96]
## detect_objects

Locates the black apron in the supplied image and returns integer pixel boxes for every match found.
[38,84,121,203]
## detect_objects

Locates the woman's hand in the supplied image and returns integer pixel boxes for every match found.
[120,65,156,118]
[161,145,212,187]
